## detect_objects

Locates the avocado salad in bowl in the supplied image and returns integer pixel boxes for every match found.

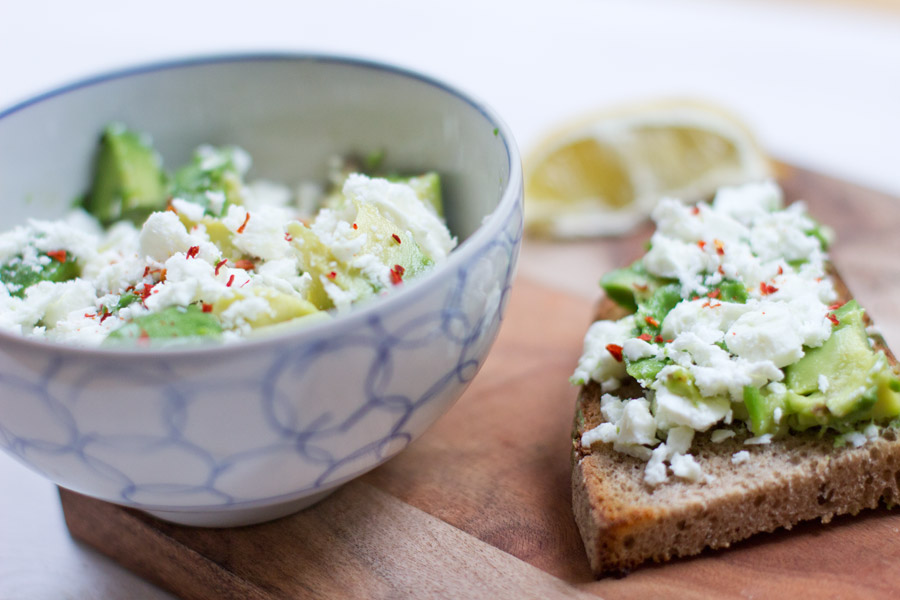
[0,124,456,346]
[0,54,523,526]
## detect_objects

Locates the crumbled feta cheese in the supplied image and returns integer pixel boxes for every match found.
[570,317,634,385]
[744,434,774,445]
[773,407,783,424]
[616,399,658,446]
[644,443,669,486]
[841,432,867,448]
[170,198,206,222]
[581,422,617,447]
[711,429,736,443]
[731,450,751,464]
[666,426,694,457]
[140,212,193,261]
[670,453,703,482]
[599,393,625,424]
[600,378,621,393]
[623,337,659,362]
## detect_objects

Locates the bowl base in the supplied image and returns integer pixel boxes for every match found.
[141,487,338,528]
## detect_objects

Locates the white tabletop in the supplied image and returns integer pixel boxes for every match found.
[2,1,899,597]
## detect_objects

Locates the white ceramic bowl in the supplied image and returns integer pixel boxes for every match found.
[0,54,523,526]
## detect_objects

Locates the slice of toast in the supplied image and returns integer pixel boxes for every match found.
[571,272,900,576]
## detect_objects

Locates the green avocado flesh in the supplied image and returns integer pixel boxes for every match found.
[743,300,900,434]
[84,124,168,226]
[169,147,245,217]
[105,305,222,345]
[606,254,900,436]
[0,252,79,297]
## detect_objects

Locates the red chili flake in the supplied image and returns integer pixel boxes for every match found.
[46,250,67,263]
[638,333,652,342]
[691,295,700,301]
[390,264,406,285]
[656,335,665,343]
[707,289,721,299]
[159,269,167,282]
[352,223,358,230]
[691,206,700,215]
[391,233,402,244]
[605,343,624,362]
[202,303,213,313]
[633,283,649,292]
[702,300,721,309]
[816,277,823,282]
[827,313,840,326]
[237,212,251,234]
[760,282,778,295]
[717,265,725,275]
[284,232,293,242]
[186,245,200,259]
[166,204,178,214]
[240,280,249,288]
[697,240,706,250]
[714,239,725,255]
[138,329,150,344]
[226,274,235,287]
[645,315,659,327]
[84,312,96,319]
[665,339,673,343]
[139,283,154,303]
[233,259,255,271]
[143,266,151,278]
[326,271,337,280]
[777,265,784,275]
[828,301,845,311]
[215,259,228,275]
[99,306,112,324]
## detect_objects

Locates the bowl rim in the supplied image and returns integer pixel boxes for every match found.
[0,52,523,358]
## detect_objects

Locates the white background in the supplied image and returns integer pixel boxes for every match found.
[1,1,899,597]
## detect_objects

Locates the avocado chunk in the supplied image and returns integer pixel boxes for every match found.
[635,283,681,337]
[286,222,377,310]
[105,305,222,345]
[0,250,79,297]
[626,357,667,384]
[85,124,168,226]
[389,172,444,217]
[169,146,246,216]
[600,260,673,313]
[743,385,789,435]
[782,300,900,427]
[286,199,433,310]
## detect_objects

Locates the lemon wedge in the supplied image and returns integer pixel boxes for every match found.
[524,100,772,237]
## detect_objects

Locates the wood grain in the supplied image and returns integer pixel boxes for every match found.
[61,166,900,598]
[61,481,596,600]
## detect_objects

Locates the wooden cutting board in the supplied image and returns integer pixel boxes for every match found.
[60,166,900,599]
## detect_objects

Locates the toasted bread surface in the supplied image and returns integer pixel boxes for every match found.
[572,271,900,575]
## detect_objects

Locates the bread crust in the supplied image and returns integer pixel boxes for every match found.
[571,268,900,576]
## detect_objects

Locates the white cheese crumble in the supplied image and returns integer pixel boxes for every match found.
[744,434,774,445]
[711,429,736,443]
[731,450,750,464]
